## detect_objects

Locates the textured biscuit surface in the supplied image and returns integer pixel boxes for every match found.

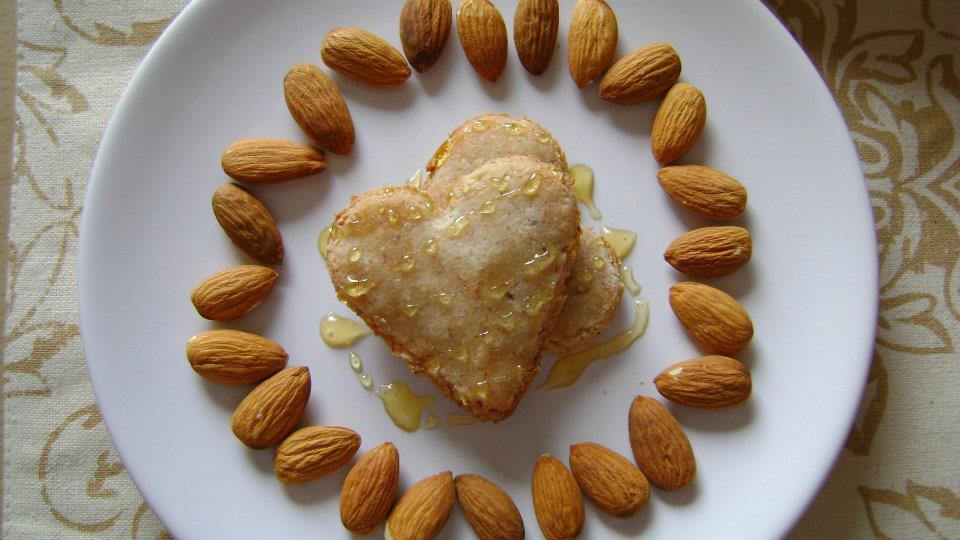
[425,113,568,197]
[327,156,580,420]
[546,229,623,353]
[425,114,623,355]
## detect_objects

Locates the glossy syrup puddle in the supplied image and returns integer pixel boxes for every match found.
[540,299,650,392]
[377,381,436,432]
[320,312,370,347]
[569,164,603,220]
[602,226,636,259]
[621,265,641,296]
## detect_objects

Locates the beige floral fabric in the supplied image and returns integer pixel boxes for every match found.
[2,1,958,538]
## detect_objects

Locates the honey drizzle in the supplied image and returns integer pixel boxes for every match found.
[621,265,641,296]
[320,312,370,347]
[423,414,440,429]
[406,168,423,189]
[569,164,603,220]
[539,299,650,392]
[602,226,637,259]
[377,381,436,432]
[444,413,479,427]
[317,226,333,257]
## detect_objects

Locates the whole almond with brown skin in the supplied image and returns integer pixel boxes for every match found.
[569,442,649,517]
[668,282,754,355]
[283,63,354,154]
[652,82,707,165]
[664,226,752,277]
[321,28,411,86]
[220,138,326,184]
[456,0,508,82]
[657,165,747,219]
[231,366,310,449]
[274,426,361,484]
[399,0,452,73]
[628,396,696,491]
[599,42,681,104]
[655,355,752,408]
[191,265,278,321]
[514,0,559,75]
[211,183,284,265]
[340,442,400,535]
[186,329,287,384]
[532,454,584,540]
[386,471,455,540]
[567,0,617,87]
[455,474,525,540]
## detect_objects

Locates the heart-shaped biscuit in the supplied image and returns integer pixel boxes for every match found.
[425,113,624,354]
[326,156,580,420]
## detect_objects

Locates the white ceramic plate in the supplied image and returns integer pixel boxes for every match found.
[79,1,877,538]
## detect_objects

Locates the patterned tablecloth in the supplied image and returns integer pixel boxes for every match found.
[3,1,959,538]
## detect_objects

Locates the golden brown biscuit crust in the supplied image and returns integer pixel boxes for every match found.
[546,229,623,354]
[326,156,579,421]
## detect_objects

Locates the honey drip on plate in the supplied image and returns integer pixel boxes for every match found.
[569,164,603,220]
[320,313,370,347]
[621,265,641,296]
[423,413,440,429]
[445,413,479,427]
[406,168,423,189]
[377,381,437,432]
[349,352,362,372]
[539,299,650,392]
[317,226,333,257]
[348,352,373,390]
[602,226,636,259]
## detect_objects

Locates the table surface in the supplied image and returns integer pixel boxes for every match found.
[2,1,959,538]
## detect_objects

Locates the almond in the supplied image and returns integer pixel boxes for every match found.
[340,442,400,535]
[668,282,754,355]
[664,226,752,276]
[399,0,453,73]
[569,442,649,517]
[220,138,326,184]
[599,42,681,104]
[657,165,747,219]
[628,395,696,491]
[386,471,456,540]
[455,474,525,540]
[231,366,311,449]
[321,27,411,86]
[456,0,508,82]
[185,329,287,384]
[651,82,707,165]
[211,183,284,265]
[190,265,278,321]
[567,0,617,87]
[514,0,559,75]
[532,454,584,540]
[283,63,355,154]
[274,426,361,484]
[655,355,752,408]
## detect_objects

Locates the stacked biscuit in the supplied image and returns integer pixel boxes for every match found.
[325,113,623,421]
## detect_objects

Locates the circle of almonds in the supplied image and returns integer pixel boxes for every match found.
[185,1,756,538]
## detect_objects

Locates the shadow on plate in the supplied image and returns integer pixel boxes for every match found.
[282,463,351,506]
[595,500,654,536]
[668,399,756,433]
[657,479,699,506]
[198,377,250,411]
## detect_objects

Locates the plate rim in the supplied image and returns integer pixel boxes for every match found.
[77,0,879,538]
